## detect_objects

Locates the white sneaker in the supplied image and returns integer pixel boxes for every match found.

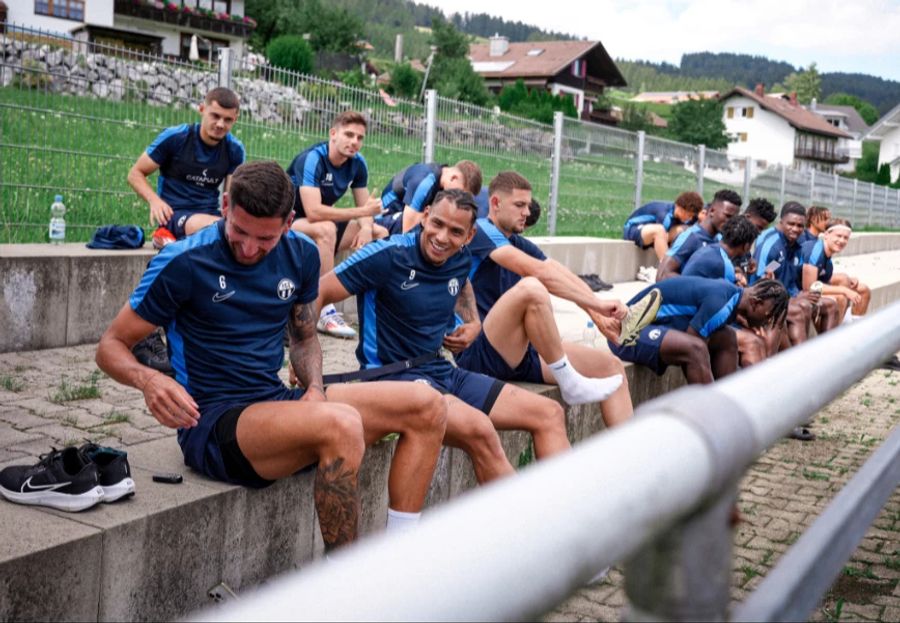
[636,266,657,283]
[317,311,357,339]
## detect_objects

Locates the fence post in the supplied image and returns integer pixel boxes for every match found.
[868,184,875,227]
[742,156,751,206]
[423,89,436,163]
[218,47,232,89]
[852,179,858,223]
[809,169,816,205]
[779,165,786,208]
[634,131,645,212]
[884,186,890,227]
[696,145,705,198]
[548,111,563,236]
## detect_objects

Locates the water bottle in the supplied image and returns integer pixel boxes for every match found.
[582,320,598,347]
[49,195,66,244]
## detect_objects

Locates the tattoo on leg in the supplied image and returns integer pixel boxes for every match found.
[314,458,360,552]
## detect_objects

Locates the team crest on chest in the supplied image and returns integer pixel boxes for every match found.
[448,277,460,296]
[277,278,295,300]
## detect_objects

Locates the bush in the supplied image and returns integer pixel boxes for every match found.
[497,79,577,124]
[266,35,314,74]
[388,63,421,100]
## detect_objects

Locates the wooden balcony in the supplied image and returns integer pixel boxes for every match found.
[794,146,851,165]
[114,0,255,38]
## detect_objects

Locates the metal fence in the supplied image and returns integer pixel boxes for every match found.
[2,22,899,243]
[195,301,900,622]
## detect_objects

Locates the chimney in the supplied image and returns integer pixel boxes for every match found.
[489,33,509,57]
[754,83,764,97]
[789,92,798,106]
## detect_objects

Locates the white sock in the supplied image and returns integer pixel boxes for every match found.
[320,303,337,319]
[548,355,623,405]
[852,315,864,322]
[843,307,853,323]
[386,508,420,533]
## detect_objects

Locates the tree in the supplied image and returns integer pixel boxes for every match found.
[823,92,880,125]
[876,163,892,186]
[388,63,422,100]
[666,98,729,148]
[496,79,577,124]
[266,35,314,74]
[426,18,491,106]
[783,63,821,104]
[620,103,653,133]
[247,0,363,54]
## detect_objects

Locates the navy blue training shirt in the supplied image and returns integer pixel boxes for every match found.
[682,243,736,284]
[381,163,443,214]
[467,217,547,320]
[666,223,718,268]
[752,228,801,295]
[624,201,683,231]
[629,277,742,338]
[800,238,834,283]
[286,141,368,211]
[147,123,245,213]
[334,229,471,373]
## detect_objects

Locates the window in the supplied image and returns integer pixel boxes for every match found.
[739,132,748,142]
[35,0,85,20]
[742,107,754,118]
[571,59,586,78]
[726,106,734,119]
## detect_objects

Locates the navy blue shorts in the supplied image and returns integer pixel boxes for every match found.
[456,331,544,384]
[380,361,506,415]
[374,211,403,236]
[608,324,671,376]
[181,386,305,488]
[623,223,653,248]
[164,209,219,239]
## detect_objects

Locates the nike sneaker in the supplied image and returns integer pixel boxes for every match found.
[78,443,135,503]
[0,447,103,512]
[317,310,357,339]
[151,226,176,250]
[620,288,662,347]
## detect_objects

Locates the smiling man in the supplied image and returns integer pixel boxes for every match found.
[319,189,572,485]
[286,111,387,338]
[97,161,449,549]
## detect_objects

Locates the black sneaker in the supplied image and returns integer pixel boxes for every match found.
[79,443,135,503]
[132,328,172,375]
[0,447,104,512]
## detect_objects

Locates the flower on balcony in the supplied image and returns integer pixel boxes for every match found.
[242,15,257,26]
[165,1,179,11]
[216,12,229,20]
[181,5,193,13]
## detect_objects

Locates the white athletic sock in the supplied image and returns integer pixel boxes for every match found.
[843,307,853,324]
[320,303,337,319]
[852,315,864,322]
[386,508,421,533]
[548,355,623,405]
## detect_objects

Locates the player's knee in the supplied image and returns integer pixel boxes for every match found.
[322,406,365,461]
[859,283,870,296]
[404,385,448,435]
[460,414,505,458]
[683,336,710,363]
[515,276,550,305]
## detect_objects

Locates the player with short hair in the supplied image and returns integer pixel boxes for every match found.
[623,191,704,261]
[744,197,776,234]
[800,218,870,322]
[319,189,571,484]
[285,110,386,338]
[682,215,758,285]
[97,161,449,547]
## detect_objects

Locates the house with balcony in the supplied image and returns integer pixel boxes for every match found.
[7,0,255,60]
[865,102,900,184]
[720,85,851,174]
[807,100,869,173]
[468,36,627,123]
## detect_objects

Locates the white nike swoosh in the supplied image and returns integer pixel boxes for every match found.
[21,476,70,493]
[400,281,420,290]
[212,291,236,303]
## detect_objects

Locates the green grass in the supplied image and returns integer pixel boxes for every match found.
[0,375,25,392]
[0,83,734,242]
[103,411,131,425]
[50,370,101,403]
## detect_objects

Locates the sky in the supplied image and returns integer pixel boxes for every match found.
[423,0,900,82]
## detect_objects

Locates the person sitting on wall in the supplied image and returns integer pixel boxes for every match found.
[800,218,870,323]
[623,191,704,264]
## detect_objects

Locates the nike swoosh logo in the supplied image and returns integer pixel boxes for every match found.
[21,476,70,493]
[212,291,236,303]
[400,281,420,290]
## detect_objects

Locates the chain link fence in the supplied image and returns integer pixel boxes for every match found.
[2,23,898,243]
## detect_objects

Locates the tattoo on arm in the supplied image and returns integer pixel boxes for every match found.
[455,281,479,323]
[314,458,359,551]
[288,301,324,392]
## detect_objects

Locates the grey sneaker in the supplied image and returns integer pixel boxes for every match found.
[132,329,172,375]
[620,288,662,347]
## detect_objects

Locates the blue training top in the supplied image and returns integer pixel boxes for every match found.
[147,123,245,213]
[467,217,547,321]
[129,220,320,467]
[666,223,718,268]
[751,228,802,295]
[381,163,444,215]
[628,276,742,338]
[334,228,471,374]
[682,243,736,284]
[285,142,368,216]
[623,201,685,233]
[800,238,834,284]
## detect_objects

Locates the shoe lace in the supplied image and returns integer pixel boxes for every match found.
[328,313,349,327]
[36,446,63,467]
[151,332,169,358]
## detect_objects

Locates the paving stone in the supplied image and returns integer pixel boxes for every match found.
[0,427,45,449]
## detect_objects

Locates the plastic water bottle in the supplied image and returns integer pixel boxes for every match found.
[49,195,66,244]
[582,320,598,347]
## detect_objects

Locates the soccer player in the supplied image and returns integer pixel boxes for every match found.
[656,189,742,282]
[128,87,244,249]
[798,205,831,245]
[286,111,386,338]
[800,218,870,322]
[744,197,777,234]
[376,160,482,234]
[96,161,449,547]
[607,277,788,384]
[319,190,572,484]
[622,191,704,261]
[456,171,650,427]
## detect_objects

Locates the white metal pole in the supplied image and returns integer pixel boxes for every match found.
[423,89,436,163]
[548,111,563,236]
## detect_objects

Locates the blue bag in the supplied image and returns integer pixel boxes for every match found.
[86,226,145,250]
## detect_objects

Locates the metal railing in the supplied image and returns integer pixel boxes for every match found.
[2,22,899,243]
[196,301,900,622]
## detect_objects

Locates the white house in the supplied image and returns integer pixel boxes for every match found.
[720,85,851,174]
[865,102,900,184]
[808,100,868,173]
[6,0,254,60]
